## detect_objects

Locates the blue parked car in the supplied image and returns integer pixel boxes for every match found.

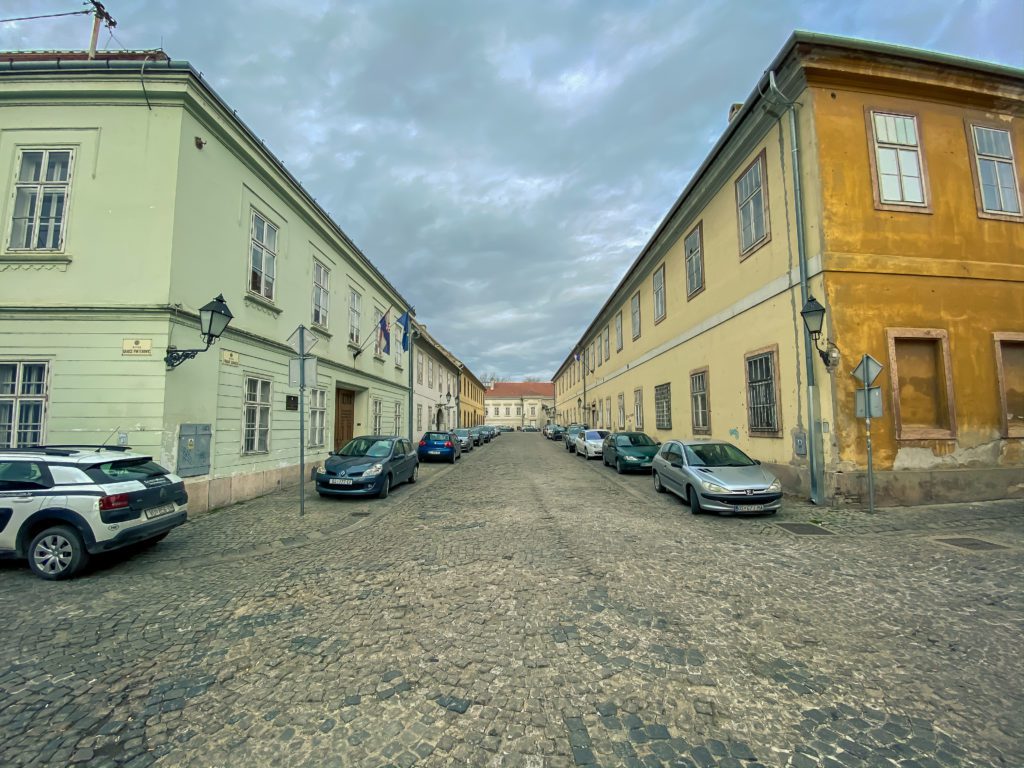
[417,431,462,463]
[315,436,418,499]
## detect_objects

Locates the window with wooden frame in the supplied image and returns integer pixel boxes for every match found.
[653,264,666,323]
[994,333,1023,438]
[684,222,705,299]
[633,388,644,429]
[654,383,671,430]
[735,151,770,256]
[8,148,73,252]
[886,328,956,440]
[745,346,781,437]
[966,122,1022,220]
[249,211,278,300]
[867,111,930,212]
[690,367,710,435]
[243,376,272,453]
[615,311,623,351]
[630,292,641,340]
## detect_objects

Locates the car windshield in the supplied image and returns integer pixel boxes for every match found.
[454,429,469,437]
[339,438,393,458]
[585,430,609,440]
[683,443,755,467]
[618,433,656,447]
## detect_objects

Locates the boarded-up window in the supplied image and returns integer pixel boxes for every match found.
[995,335,1024,437]
[887,329,956,440]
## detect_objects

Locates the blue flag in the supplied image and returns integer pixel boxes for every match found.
[397,310,411,351]
[378,312,391,355]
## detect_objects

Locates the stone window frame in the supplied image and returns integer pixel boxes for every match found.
[744,344,782,439]
[734,149,772,259]
[864,108,933,215]
[7,147,75,255]
[963,118,1023,223]
[885,327,957,441]
[690,366,711,435]
[993,331,1024,438]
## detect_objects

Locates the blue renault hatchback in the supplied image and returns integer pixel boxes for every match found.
[315,436,418,499]
[417,431,461,463]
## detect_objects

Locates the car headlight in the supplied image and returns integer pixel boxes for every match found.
[767,478,782,492]
[363,463,384,477]
[702,480,729,493]
[624,455,639,461]
[315,465,325,474]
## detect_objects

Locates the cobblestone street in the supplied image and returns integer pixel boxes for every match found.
[1,434,1021,767]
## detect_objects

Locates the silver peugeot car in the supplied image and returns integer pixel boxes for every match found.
[651,439,782,515]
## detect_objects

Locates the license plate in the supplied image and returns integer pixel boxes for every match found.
[145,503,175,519]
[738,504,764,512]
[329,478,354,486]
[429,450,440,455]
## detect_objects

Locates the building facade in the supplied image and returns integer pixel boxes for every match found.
[553,33,1023,506]
[411,323,460,435]
[485,382,555,429]
[457,365,485,428]
[0,51,414,512]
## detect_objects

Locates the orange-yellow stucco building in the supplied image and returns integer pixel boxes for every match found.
[553,33,1023,506]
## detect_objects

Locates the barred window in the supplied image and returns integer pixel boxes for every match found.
[243,376,272,453]
[654,383,671,430]
[634,388,643,429]
[690,369,709,434]
[0,362,48,447]
[746,351,779,434]
[309,388,326,447]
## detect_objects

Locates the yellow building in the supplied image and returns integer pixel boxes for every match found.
[457,365,486,428]
[554,32,1023,506]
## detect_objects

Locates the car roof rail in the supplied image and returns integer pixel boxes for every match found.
[37,444,133,451]
[2,446,79,456]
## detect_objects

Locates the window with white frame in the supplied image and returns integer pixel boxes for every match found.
[605,398,612,428]
[309,388,326,447]
[9,149,73,251]
[417,403,423,431]
[631,292,641,339]
[604,326,610,360]
[505,407,510,416]
[971,125,1021,215]
[348,289,362,345]
[243,376,272,453]
[617,393,625,429]
[685,223,704,298]
[654,383,671,430]
[249,211,278,300]
[394,401,402,435]
[690,369,710,434]
[746,350,780,435]
[373,308,386,356]
[428,359,434,388]
[870,112,925,206]
[530,406,536,416]
[417,351,424,384]
[736,153,769,253]
[0,362,48,447]
[615,311,623,351]
[634,388,644,429]
[596,332,603,367]
[653,264,666,322]
[394,325,403,367]
[312,261,329,328]
[516,406,522,415]
[372,398,382,434]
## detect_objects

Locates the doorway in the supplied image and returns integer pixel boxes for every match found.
[335,388,355,451]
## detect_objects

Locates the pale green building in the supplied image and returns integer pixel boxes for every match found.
[0,50,413,512]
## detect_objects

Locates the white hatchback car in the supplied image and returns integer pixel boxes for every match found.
[574,429,610,459]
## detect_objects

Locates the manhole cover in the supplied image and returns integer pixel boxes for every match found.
[775,522,833,536]
[936,537,1007,551]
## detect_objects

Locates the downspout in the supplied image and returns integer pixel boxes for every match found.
[407,322,416,441]
[762,70,824,504]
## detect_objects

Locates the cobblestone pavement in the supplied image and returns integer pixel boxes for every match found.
[1,434,1021,768]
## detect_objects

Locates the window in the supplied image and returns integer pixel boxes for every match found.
[994,334,1024,437]
[0,362,48,447]
[605,398,612,429]
[634,388,644,429]
[736,152,770,255]
[516,406,522,415]
[394,401,402,435]
[604,326,610,360]
[417,352,424,384]
[690,368,710,434]
[428,359,434,388]
[372,399,382,434]
[617,393,625,429]
[869,112,927,209]
[970,124,1021,217]
[653,264,666,322]
[531,406,536,416]
[243,376,272,453]
[505,407,510,416]
[589,343,595,370]
[249,211,278,300]
[630,292,641,340]
[596,332,603,367]
[312,261,329,328]
[615,311,623,351]
[348,289,362,345]
[685,223,704,298]
[394,328,403,368]
[373,308,385,356]
[745,348,781,436]
[309,388,326,447]
[8,149,73,251]
[887,328,956,440]
[654,384,671,430]
[417,403,423,431]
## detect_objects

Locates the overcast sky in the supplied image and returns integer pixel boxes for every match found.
[4,1,1022,380]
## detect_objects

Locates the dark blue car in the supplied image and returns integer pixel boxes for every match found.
[316,436,418,499]
[417,431,461,463]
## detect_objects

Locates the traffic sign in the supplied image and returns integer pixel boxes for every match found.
[852,354,883,386]
[287,325,318,356]
[289,356,318,388]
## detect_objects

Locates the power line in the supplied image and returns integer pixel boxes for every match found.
[0,10,92,24]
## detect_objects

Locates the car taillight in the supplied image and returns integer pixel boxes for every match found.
[419,440,427,447]
[445,441,453,448]
[99,493,130,511]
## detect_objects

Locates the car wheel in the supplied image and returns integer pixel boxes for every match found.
[688,486,703,515]
[28,525,89,580]
[449,452,456,464]
[653,472,665,493]
[408,464,419,484]
[616,459,625,475]
[378,474,391,499]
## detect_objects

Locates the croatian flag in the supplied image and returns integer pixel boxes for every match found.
[378,312,391,355]
[396,310,411,351]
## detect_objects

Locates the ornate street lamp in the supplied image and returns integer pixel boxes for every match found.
[800,295,840,372]
[165,294,233,369]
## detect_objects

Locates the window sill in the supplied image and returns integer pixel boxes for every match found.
[373,353,386,363]
[872,201,933,215]
[749,431,782,439]
[0,252,72,267]
[242,450,270,456]
[896,430,956,441]
[977,209,1023,223]
[738,234,771,262]
[244,293,282,315]
[347,341,361,353]
[311,324,332,339]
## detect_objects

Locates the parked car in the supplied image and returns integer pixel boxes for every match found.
[0,445,188,580]
[453,428,474,452]
[477,427,492,444]
[575,429,611,458]
[417,431,462,463]
[548,425,565,441]
[523,425,539,432]
[563,425,587,452]
[651,439,782,515]
[317,436,418,499]
[469,426,486,445]
[602,431,660,473]
[488,426,501,438]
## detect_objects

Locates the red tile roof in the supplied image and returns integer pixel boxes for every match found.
[486,382,555,398]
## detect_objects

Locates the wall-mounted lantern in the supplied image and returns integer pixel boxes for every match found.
[800,295,841,373]
[165,294,233,369]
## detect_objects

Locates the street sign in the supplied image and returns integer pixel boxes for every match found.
[855,386,883,418]
[287,325,318,355]
[288,356,317,388]
[852,354,883,386]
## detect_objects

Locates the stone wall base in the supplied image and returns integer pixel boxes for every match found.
[830,466,1024,508]
[183,463,313,517]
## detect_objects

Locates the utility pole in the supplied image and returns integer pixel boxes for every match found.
[86,1,116,60]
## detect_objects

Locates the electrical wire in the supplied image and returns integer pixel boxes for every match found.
[0,10,91,24]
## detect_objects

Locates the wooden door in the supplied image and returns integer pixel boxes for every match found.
[335,389,355,451]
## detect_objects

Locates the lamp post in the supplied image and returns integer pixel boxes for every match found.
[800,296,841,371]
[797,295,842,505]
[165,294,233,368]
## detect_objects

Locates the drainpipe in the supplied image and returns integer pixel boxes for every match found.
[763,70,824,504]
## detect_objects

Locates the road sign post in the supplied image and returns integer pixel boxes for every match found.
[287,326,318,517]
[852,354,883,514]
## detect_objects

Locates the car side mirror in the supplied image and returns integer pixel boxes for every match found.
[671,461,683,469]
[755,459,761,465]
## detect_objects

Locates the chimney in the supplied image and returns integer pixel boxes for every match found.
[728,102,744,122]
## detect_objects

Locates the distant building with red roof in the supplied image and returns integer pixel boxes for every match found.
[484,382,555,429]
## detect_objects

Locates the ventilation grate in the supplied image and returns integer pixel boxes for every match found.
[776,522,834,536]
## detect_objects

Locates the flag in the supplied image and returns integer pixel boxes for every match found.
[573,351,580,361]
[378,312,391,355]
[397,310,411,351]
